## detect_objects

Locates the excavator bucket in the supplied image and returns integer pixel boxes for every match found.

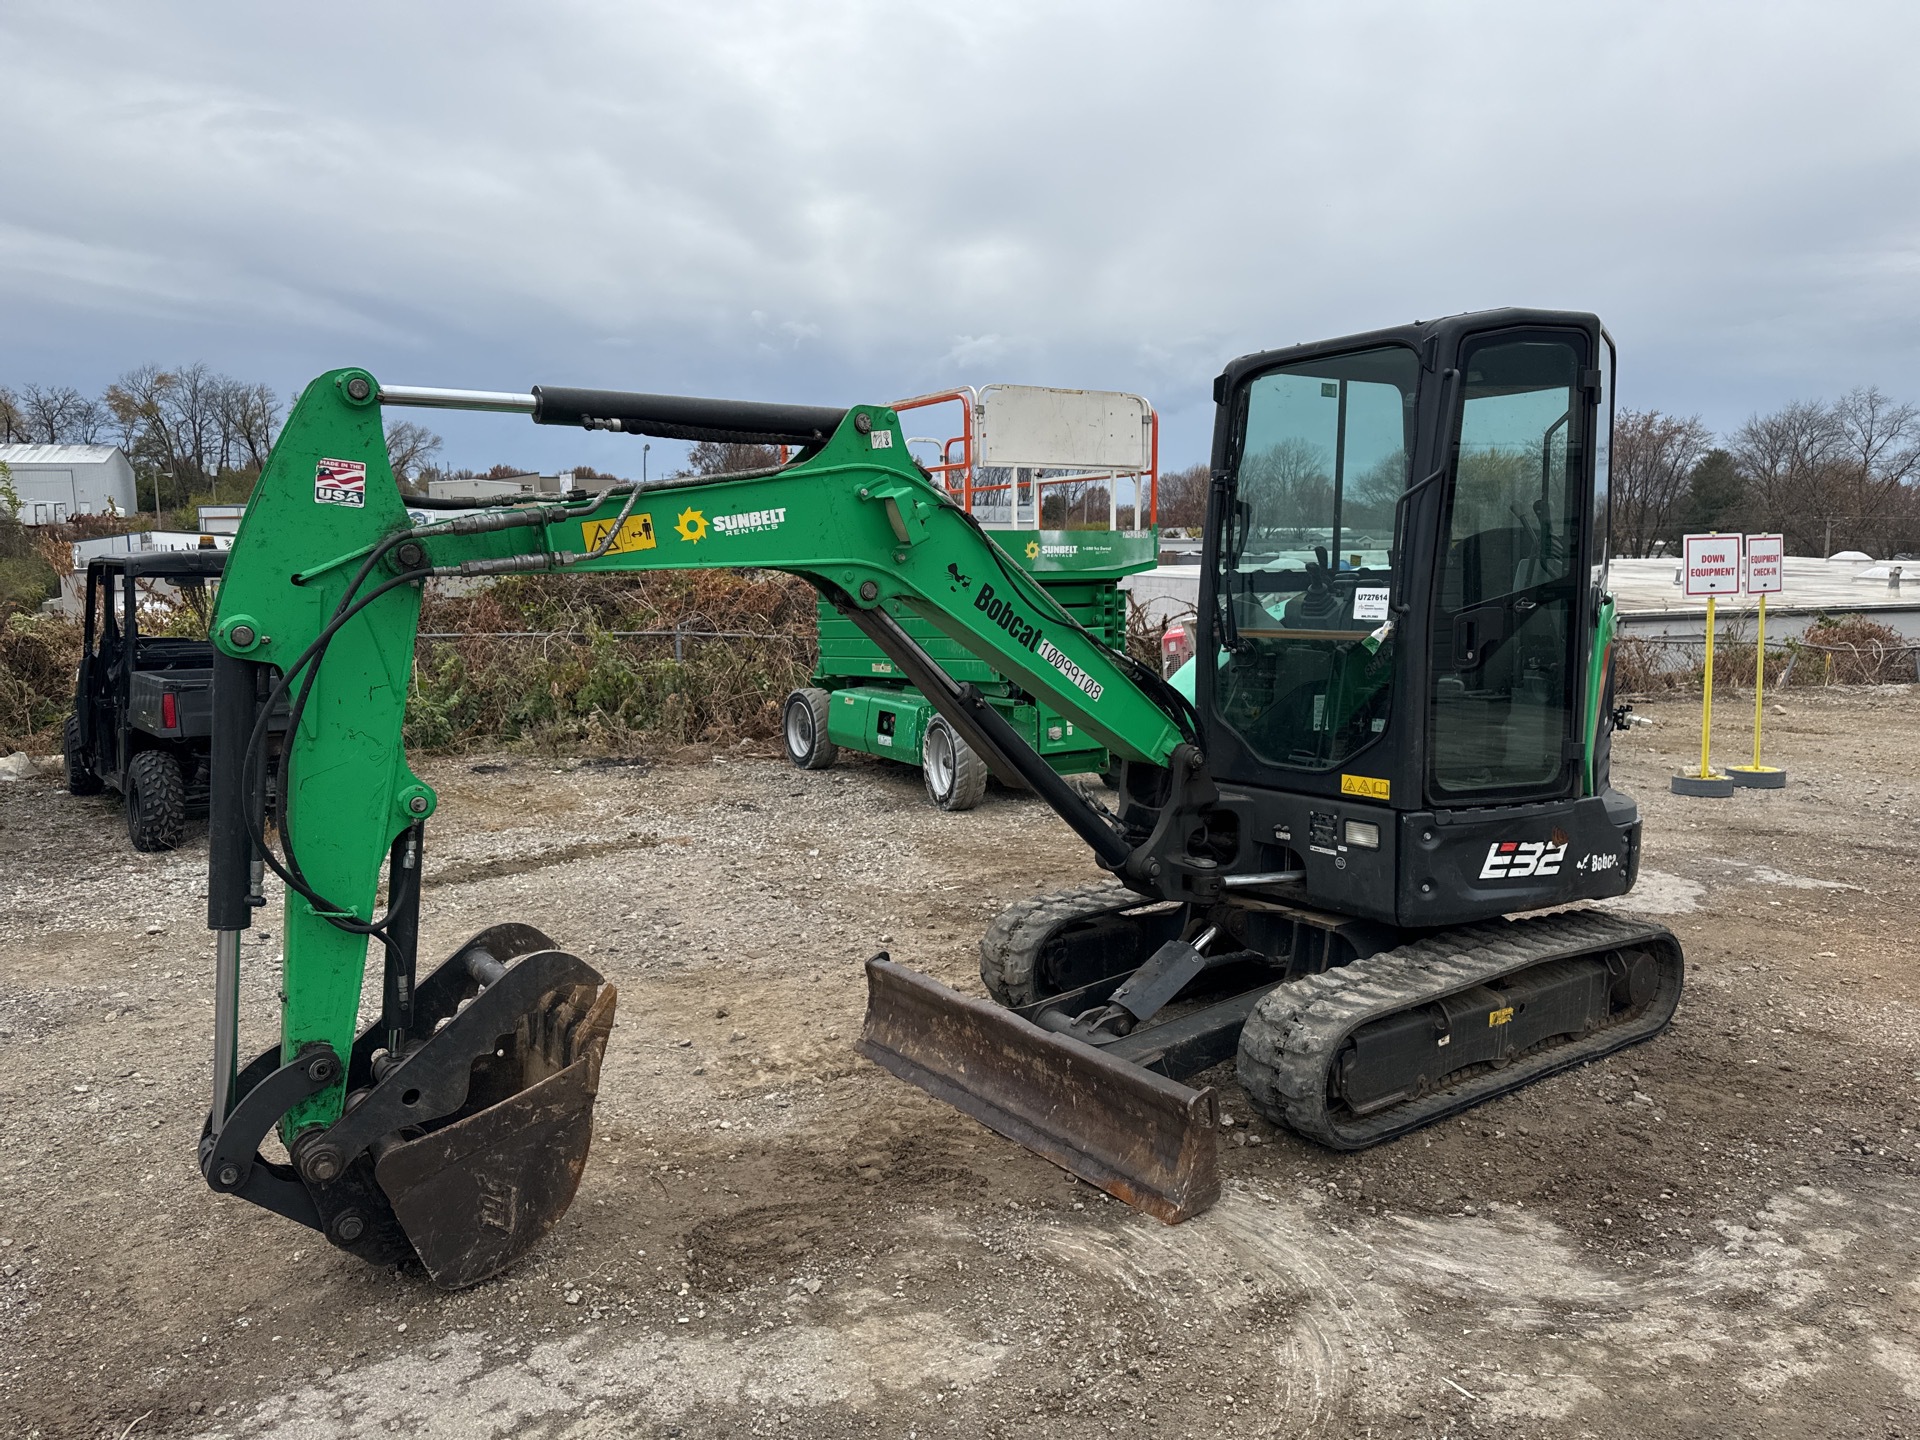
[858,956,1219,1223]
[350,925,617,1289]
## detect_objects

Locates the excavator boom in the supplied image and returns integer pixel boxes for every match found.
[201,371,1198,1283]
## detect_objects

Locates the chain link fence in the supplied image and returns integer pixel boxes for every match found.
[1616,614,1918,693]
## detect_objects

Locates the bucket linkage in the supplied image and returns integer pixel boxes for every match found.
[201,922,616,1289]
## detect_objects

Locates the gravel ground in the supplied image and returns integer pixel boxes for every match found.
[3,689,1920,1439]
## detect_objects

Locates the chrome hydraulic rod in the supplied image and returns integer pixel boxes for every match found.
[211,929,242,1121]
[377,384,538,414]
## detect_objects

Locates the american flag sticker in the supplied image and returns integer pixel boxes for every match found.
[314,458,368,508]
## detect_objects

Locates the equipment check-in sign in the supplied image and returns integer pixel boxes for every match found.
[1745,534,1785,594]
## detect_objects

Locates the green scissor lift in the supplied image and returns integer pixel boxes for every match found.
[780,384,1160,808]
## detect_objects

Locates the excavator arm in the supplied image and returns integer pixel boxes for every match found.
[200,369,1201,1285]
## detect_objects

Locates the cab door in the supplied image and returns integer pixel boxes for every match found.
[1427,328,1597,803]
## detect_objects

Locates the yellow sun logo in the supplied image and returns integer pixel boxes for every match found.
[675,508,708,543]
[1025,540,1040,560]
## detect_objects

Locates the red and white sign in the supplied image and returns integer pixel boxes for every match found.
[314,457,367,508]
[1745,533,1784,594]
[1682,533,1741,597]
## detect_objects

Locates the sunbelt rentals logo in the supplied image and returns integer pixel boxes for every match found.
[1023,539,1079,560]
[712,507,786,536]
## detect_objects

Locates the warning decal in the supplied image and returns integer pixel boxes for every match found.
[581,514,657,554]
[314,458,368,508]
[1340,773,1390,801]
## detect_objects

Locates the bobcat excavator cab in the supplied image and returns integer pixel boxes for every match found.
[198,307,1680,1285]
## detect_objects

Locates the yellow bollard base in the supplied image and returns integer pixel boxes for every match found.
[1671,771,1735,798]
[1727,765,1787,790]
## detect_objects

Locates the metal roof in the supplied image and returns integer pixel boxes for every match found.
[1605,556,1917,618]
[0,443,126,465]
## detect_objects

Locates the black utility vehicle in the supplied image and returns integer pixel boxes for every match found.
[64,551,228,851]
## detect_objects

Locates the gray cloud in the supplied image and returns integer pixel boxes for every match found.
[4,0,1918,471]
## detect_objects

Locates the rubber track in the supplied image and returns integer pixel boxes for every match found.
[979,878,1151,1007]
[1236,909,1683,1150]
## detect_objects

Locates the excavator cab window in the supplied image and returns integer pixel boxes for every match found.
[1215,344,1418,771]
[1428,330,1590,799]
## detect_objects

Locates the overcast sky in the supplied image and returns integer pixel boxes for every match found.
[4,1,1918,475]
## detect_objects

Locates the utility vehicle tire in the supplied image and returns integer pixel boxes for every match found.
[783,688,837,770]
[921,716,988,812]
[125,749,186,852]
[64,716,103,796]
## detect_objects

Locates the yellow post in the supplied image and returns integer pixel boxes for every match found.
[1698,594,1717,778]
[1729,535,1786,789]
[1675,532,1738,795]
[1751,592,1766,770]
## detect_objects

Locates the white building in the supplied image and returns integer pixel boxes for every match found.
[426,470,575,502]
[0,444,139,525]
[197,504,247,535]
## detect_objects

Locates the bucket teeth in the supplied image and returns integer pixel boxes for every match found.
[858,955,1218,1224]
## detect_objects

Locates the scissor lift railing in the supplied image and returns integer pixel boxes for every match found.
[893,385,1159,531]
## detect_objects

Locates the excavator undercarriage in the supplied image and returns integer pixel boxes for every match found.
[863,882,1680,1219]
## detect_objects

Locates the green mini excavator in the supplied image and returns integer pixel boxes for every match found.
[198,308,1680,1286]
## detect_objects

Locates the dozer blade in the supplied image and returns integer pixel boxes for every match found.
[340,927,617,1289]
[858,956,1218,1223]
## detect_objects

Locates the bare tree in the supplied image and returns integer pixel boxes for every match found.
[1611,408,1711,556]
[1154,463,1210,530]
[220,381,280,472]
[1832,386,1920,489]
[105,366,182,509]
[0,387,24,444]
[384,421,444,494]
[17,385,67,442]
[1240,438,1332,545]
[1727,393,1920,556]
[159,363,222,488]
[70,393,108,443]
[682,441,779,476]
[18,384,106,444]
[1040,478,1111,528]
[1728,398,1838,552]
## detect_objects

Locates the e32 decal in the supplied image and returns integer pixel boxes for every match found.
[1479,840,1567,881]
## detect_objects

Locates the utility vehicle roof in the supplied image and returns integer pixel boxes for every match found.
[87,551,228,580]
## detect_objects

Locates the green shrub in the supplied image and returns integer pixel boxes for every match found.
[401,570,817,753]
[0,511,57,621]
[0,564,822,756]
[0,611,81,750]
